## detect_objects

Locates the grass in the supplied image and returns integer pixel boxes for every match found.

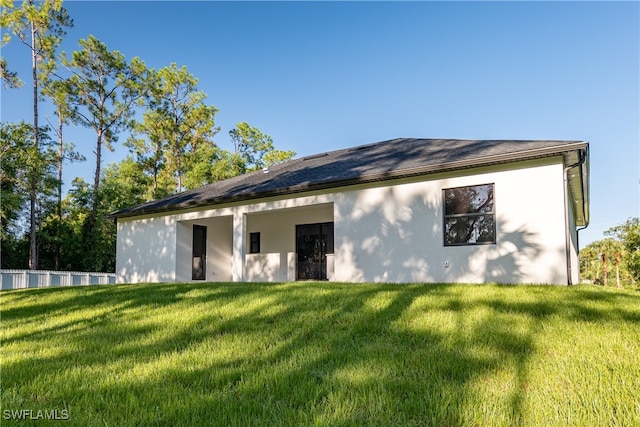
[1,282,639,426]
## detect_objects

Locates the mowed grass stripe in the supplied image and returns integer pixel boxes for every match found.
[1,282,639,426]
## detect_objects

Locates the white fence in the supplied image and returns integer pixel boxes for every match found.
[1,269,116,291]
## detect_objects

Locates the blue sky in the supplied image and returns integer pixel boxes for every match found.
[1,1,638,247]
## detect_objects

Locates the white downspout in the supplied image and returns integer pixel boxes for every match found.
[563,150,586,286]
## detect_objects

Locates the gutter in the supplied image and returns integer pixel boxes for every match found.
[563,149,587,285]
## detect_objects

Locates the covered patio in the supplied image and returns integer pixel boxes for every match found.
[175,202,334,283]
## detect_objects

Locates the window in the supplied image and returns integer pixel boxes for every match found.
[249,232,260,254]
[443,184,495,245]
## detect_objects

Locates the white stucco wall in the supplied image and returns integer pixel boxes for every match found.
[332,157,569,284]
[116,215,177,284]
[116,156,573,285]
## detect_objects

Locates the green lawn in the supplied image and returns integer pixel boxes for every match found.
[1,282,639,426]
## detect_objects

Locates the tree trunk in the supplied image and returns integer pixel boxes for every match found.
[81,129,103,272]
[152,164,159,200]
[601,253,608,287]
[615,252,622,289]
[28,18,38,270]
[94,129,103,212]
[177,153,182,193]
[56,114,63,270]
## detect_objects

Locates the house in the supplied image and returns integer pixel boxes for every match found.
[109,138,589,285]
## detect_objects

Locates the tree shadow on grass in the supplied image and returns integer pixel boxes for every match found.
[0,282,265,345]
[1,283,639,426]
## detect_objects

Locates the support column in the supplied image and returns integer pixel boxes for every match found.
[232,210,247,282]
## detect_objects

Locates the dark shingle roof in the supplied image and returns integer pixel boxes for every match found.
[109,138,589,224]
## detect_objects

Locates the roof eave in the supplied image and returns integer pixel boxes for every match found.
[109,141,589,221]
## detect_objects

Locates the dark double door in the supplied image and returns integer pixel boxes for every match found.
[296,222,334,281]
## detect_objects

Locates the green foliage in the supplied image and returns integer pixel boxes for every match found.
[2,155,149,271]
[0,234,28,269]
[0,121,62,270]
[605,217,640,283]
[61,35,149,212]
[0,0,72,89]
[0,121,57,239]
[0,56,22,88]
[230,121,295,171]
[1,0,73,269]
[61,35,145,152]
[580,217,639,287]
[1,283,639,426]
[129,62,219,195]
[182,143,243,190]
[263,147,297,167]
[0,4,298,271]
[128,66,295,196]
[56,160,149,272]
[0,122,31,239]
[100,157,150,211]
